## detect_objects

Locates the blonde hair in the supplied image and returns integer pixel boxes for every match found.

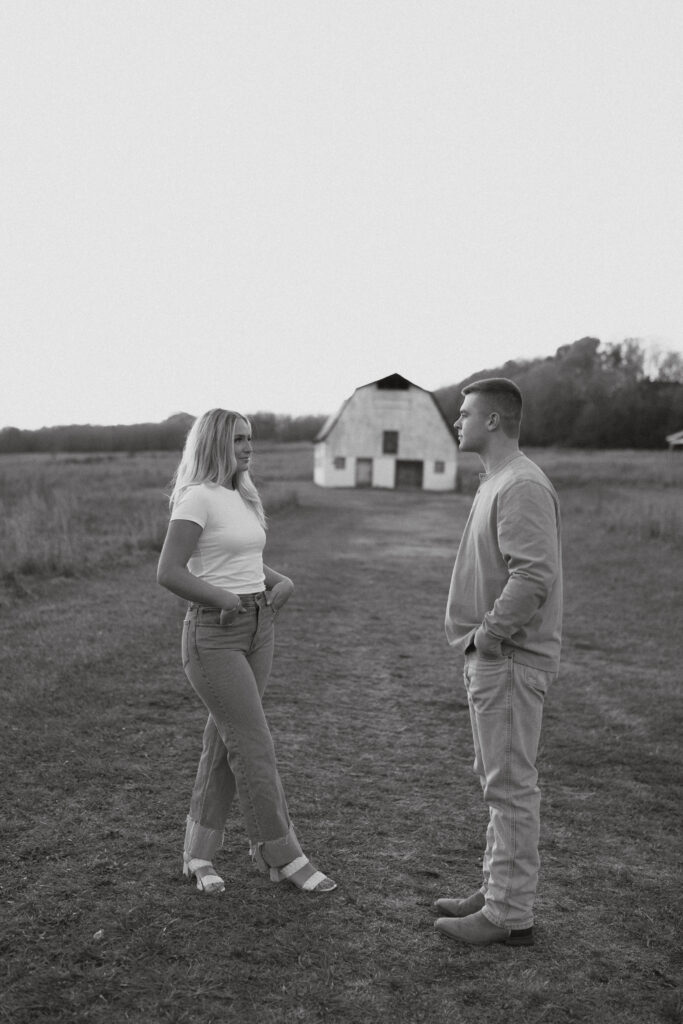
[169,409,266,528]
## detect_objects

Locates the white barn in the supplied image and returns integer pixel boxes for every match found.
[314,372,458,491]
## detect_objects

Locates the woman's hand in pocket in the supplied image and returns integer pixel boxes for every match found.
[219,599,245,625]
[266,578,294,613]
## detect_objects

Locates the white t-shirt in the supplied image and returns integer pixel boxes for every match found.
[170,482,266,593]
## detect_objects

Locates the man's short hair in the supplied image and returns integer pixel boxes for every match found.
[461,377,523,437]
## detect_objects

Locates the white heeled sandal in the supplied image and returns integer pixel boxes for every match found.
[250,843,337,893]
[183,855,225,894]
[270,854,337,892]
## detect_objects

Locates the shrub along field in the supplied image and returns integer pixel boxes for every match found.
[1,445,681,1023]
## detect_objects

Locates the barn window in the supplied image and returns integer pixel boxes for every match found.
[434,460,445,473]
[383,430,399,454]
[334,456,346,469]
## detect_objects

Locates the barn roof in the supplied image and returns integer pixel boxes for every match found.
[314,372,456,442]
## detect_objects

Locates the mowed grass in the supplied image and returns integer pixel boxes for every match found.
[1,446,681,1024]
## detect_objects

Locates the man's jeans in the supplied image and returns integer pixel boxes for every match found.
[181,593,302,868]
[464,650,554,930]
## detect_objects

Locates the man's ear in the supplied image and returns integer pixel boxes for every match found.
[487,411,500,431]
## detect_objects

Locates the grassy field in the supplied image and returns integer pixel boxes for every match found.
[0,445,312,584]
[1,445,681,1023]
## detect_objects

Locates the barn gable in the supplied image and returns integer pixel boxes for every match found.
[314,373,458,490]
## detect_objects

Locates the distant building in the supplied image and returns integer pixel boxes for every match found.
[665,429,683,450]
[314,372,458,490]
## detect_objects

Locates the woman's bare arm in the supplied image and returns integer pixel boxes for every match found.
[157,519,241,610]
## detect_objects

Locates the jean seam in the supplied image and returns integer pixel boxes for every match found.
[187,617,264,839]
[250,598,274,655]
[188,619,231,832]
[500,655,516,924]
[468,653,540,930]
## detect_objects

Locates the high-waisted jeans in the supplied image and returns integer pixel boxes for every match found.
[181,593,302,868]
[463,650,554,930]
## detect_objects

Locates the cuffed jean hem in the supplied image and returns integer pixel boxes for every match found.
[259,824,303,869]
[184,815,224,862]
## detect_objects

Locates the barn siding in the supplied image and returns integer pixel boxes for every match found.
[314,378,457,490]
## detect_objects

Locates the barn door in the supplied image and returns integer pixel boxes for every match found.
[355,458,373,487]
[395,460,424,489]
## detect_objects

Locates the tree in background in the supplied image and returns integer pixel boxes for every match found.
[3,340,681,454]
[248,412,326,443]
[435,338,683,449]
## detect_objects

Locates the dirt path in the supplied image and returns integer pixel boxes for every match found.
[254,485,473,870]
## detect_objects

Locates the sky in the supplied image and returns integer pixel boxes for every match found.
[2,0,682,429]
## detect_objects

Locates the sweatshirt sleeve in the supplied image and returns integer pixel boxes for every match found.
[482,480,560,641]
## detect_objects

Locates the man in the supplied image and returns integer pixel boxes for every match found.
[435,378,562,947]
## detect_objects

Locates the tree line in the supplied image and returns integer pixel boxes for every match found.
[0,411,327,454]
[2,337,681,454]
[435,338,683,449]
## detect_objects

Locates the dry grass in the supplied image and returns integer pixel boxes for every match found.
[1,447,682,1023]
[0,446,308,582]
[1,445,681,585]
[457,447,683,545]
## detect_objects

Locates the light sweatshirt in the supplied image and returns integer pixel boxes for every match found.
[445,452,563,672]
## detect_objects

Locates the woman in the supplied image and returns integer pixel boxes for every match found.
[157,409,336,895]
